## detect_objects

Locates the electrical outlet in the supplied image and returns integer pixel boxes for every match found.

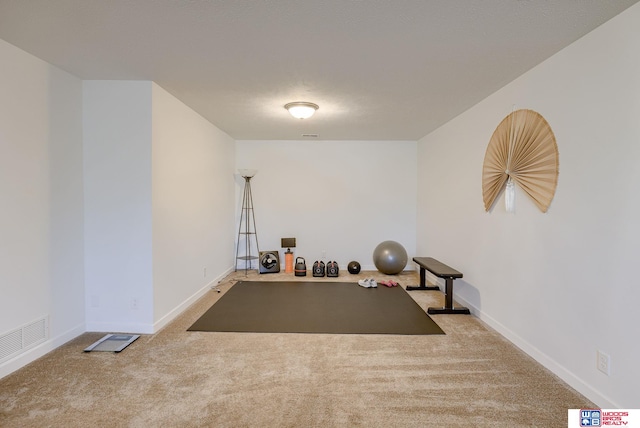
[597,350,610,375]
[132,298,139,310]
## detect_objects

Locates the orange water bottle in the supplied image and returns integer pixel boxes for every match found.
[284,249,294,273]
[281,238,296,274]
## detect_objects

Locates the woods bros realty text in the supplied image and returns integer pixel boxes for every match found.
[601,411,630,425]
[570,409,640,427]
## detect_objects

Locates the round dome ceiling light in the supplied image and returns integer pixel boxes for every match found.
[284,102,319,119]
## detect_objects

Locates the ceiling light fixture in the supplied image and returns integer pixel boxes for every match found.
[284,102,319,119]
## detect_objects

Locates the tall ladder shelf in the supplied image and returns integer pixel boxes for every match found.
[235,172,260,272]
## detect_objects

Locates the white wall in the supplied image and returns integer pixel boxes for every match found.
[0,39,84,377]
[235,140,417,270]
[416,3,640,408]
[151,83,236,330]
[83,81,154,333]
[83,81,236,334]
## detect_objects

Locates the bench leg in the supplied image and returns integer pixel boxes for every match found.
[427,277,470,315]
[406,267,440,291]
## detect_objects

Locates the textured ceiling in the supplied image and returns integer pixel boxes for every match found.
[1,0,638,140]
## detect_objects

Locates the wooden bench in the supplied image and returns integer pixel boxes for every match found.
[406,257,470,315]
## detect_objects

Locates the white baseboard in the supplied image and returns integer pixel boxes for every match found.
[0,322,85,380]
[153,265,234,333]
[453,293,619,408]
[349,264,417,272]
[1,267,236,379]
[85,267,236,335]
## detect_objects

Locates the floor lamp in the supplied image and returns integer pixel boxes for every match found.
[235,169,260,272]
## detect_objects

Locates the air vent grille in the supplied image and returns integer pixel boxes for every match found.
[0,317,48,364]
[24,319,47,348]
[0,330,22,361]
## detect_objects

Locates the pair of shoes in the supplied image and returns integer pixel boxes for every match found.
[358,278,377,288]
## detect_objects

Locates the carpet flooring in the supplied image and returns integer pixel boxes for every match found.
[0,270,596,427]
[188,281,444,335]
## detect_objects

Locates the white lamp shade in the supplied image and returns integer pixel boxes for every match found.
[285,102,318,119]
[238,169,257,178]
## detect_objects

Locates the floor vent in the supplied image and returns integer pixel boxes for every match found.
[0,317,48,364]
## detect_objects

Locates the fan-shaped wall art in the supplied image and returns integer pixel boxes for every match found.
[482,109,559,213]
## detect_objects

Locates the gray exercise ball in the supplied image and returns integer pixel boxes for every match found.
[373,240,408,275]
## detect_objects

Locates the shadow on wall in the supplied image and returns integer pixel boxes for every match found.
[455,280,482,313]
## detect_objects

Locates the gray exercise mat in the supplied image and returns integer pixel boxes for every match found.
[188,281,444,335]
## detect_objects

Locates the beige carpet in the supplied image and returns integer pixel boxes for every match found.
[0,269,594,427]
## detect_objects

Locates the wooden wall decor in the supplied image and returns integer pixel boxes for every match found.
[482,109,559,213]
